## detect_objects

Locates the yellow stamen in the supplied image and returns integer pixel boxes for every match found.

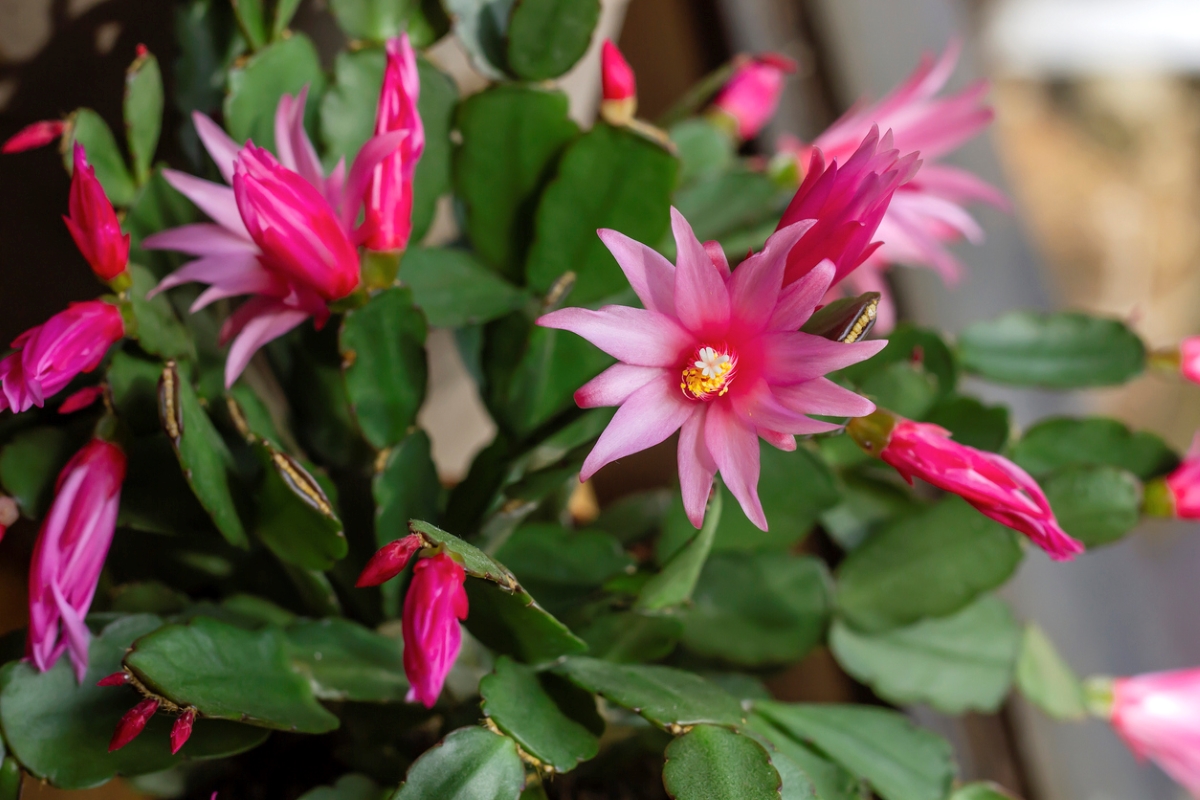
[681,346,736,400]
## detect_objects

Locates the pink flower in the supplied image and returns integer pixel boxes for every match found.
[356,533,423,587]
[848,412,1083,560]
[711,53,797,140]
[539,209,885,530]
[1111,668,1200,796]
[1158,434,1200,519]
[145,89,405,387]
[363,35,423,253]
[27,439,126,681]
[778,40,1006,319]
[0,301,125,414]
[58,385,105,415]
[600,39,637,126]
[776,127,920,290]
[1181,336,1200,385]
[170,709,196,754]
[109,698,158,752]
[64,143,130,282]
[403,552,468,708]
[0,495,16,544]
[2,119,65,154]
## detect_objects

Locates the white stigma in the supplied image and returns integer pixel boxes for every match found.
[694,347,731,379]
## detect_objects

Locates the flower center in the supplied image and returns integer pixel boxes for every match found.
[681,345,737,401]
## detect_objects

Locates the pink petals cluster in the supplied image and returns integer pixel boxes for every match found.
[65,143,130,282]
[1150,434,1200,519]
[0,301,125,414]
[849,412,1083,560]
[27,439,126,682]
[357,535,469,708]
[147,35,419,387]
[540,210,884,530]
[1110,668,1200,796]
[711,53,797,141]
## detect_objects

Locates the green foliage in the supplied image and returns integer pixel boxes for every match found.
[663,725,782,800]
[124,50,164,185]
[225,34,325,152]
[68,108,136,206]
[1015,624,1087,720]
[636,491,722,612]
[506,0,601,81]
[1010,416,1178,479]
[392,727,524,799]
[400,248,528,328]
[444,0,517,79]
[1041,465,1141,547]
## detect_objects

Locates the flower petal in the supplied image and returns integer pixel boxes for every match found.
[598,228,675,315]
[774,377,876,419]
[731,380,842,435]
[162,170,250,238]
[224,303,310,388]
[760,332,887,385]
[671,208,729,335]
[192,112,241,185]
[575,364,665,408]
[143,223,256,256]
[769,260,835,331]
[678,406,715,528]
[704,402,766,530]
[729,220,814,333]
[538,306,693,368]
[580,375,694,481]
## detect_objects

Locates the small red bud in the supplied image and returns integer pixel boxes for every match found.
[136,43,149,58]
[109,698,158,752]
[356,534,423,587]
[2,120,66,154]
[170,709,196,754]
[97,670,131,687]
[60,385,105,415]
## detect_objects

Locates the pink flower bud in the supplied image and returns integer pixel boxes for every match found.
[600,40,637,126]
[403,553,468,708]
[170,709,196,754]
[2,120,65,154]
[1110,668,1200,795]
[363,35,424,254]
[64,143,131,281]
[849,412,1084,561]
[357,534,424,587]
[0,495,16,544]
[1181,336,1200,385]
[109,698,158,752]
[233,145,360,301]
[1159,435,1200,519]
[0,301,125,415]
[28,439,126,681]
[711,53,796,140]
[58,385,105,415]
[97,670,131,687]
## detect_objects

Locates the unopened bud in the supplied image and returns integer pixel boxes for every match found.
[2,120,66,154]
[170,709,196,754]
[109,698,158,752]
[357,534,424,587]
[846,409,897,456]
[97,670,131,687]
[600,40,637,126]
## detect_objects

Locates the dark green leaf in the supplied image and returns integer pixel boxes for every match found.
[409,520,519,587]
[67,109,136,206]
[463,579,589,665]
[835,497,1023,633]
[109,347,166,434]
[253,441,347,570]
[1010,417,1178,480]
[526,123,677,305]
[754,701,955,800]
[819,473,925,552]
[1014,623,1086,721]
[1041,465,1139,547]
[0,758,20,800]
[401,248,528,327]
[554,657,746,729]
[495,523,634,605]
[957,312,1145,388]
[160,362,249,548]
[285,618,407,702]
[668,167,786,251]
[681,553,830,667]
[950,784,1021,800]
[232,0,268,48]
[636,491,722,612]
[329,0,412,40]
[119,434,218,537]
[829,596,1020,714]
[663,725,781,800]
[124,51,164,185]
[127,264,195,360]
[924,395,1009,452]
[111,582,190,614]
[768,750,819,800]
[576,612,682,664]
[593,489,672,544]
[299,774,385,800]
[748,714,866,800]
[837,325,957,398]
[0,615,268,790]
[393,726,525,800]
[341,287,428,449]
[0,426,87,520]
[225,34,325,152]
[273,0,304,37]
[506,0,600,80]
[455,85,578,281]
[125,616,340,733]
[857,362,937,420]
[444,0,516,79]
[374,431,441,615]
[480,656,599,773]
[409,60,459,242]
[670,119,734,184]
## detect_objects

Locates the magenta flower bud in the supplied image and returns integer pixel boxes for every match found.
[600,39,637,126]
[58,385,105,415]
[233,145,360,302]
[357,534,424,587]
[97,670,131,687]
[27,439,126,681]
[0,495,16,544]
[1109,669,1200,794]
[1180,336,1200,385]
[109,698,158,752]
[849,412,1084,561]
[0,301,125,415]
[64,143,131,281]
[170,709,196,754]
[1152,435,1200,519]
[363,35,424,254]
[711,53,796,140]
[403,553,468,708]
[2,119,65,154]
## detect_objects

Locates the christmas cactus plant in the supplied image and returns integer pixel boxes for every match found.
[0,2,1197,799]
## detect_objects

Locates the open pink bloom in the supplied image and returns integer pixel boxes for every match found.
[1180,336,1200,385]
[2,119,65,154]
[1111,668,1200,796]
[0,301,125,414]
[1162,434,1200,519]
[711,53,796,140]
[779,41,1005,310]
[539,209,885,530]
[363,35,423,253]
[145,89,404,387]
[600,39,637,126]
[777,127,921,289]
[64,143,130,281]
[850,413,1083,560]
[403,552,468,708]
[27,439,126,682]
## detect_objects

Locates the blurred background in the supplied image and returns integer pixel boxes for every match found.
[3,0,1200,797]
